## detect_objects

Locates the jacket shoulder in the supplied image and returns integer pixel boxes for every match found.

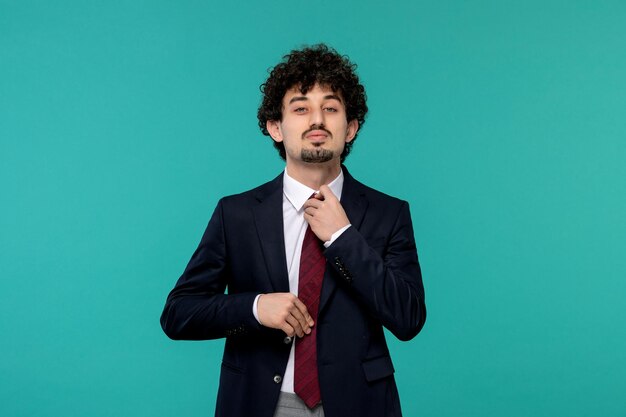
[217,173,282,208]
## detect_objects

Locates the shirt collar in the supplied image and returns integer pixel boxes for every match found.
[283,168,344,211]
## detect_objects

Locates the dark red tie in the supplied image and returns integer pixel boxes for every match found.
[294,221,325,408]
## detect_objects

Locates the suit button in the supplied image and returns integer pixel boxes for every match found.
[283,336,293,344]
[273,374,282,384]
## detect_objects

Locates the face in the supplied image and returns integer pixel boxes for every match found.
[266,83,359,166]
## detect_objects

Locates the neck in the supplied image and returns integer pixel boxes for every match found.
[285,160,342,190]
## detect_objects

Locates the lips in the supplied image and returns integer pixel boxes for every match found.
[305,130,329,140]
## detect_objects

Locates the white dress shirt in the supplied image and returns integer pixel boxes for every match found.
[252,168,350,393]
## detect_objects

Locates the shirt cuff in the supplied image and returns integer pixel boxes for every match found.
[252,294,262,324]
[324,224,351,248]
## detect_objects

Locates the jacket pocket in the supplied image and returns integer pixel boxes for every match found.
[361,355,395,382]
[221,360,245,375]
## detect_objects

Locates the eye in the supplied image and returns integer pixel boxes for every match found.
[294,107,307,113]
[324,107,338,113]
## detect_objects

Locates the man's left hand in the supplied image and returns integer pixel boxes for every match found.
[303,185,350,242]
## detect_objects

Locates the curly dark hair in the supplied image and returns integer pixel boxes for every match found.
[257,44,368,162]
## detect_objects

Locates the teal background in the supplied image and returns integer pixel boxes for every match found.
[2,1,625,416]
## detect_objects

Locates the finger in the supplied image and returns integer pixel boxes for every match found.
[303,198,323,210]
[289,303,311,335]
[285,314,304,337]
[312,191,324,200]
[293,298,315,327]
[318,185,337,201]
[281,322,296,337]
[304,207,318,217]
[303,216,319,232]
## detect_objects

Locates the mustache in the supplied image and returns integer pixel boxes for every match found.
[302,124,332,139]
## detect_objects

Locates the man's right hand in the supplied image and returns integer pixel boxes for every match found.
[257,293,314,337]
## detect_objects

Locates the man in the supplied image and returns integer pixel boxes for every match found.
[161,44,426,417]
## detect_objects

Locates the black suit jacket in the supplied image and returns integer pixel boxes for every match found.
[161,167,426,417]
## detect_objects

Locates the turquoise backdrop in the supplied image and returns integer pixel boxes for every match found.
[2,1,625,416]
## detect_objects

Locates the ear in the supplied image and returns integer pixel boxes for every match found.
[266,120,283,142]
[345,119,359,143]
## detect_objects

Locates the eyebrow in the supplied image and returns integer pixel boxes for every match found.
[288,94,343,104]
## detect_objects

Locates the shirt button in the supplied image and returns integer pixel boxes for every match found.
[273,374,282,384]
[283,336,293,344]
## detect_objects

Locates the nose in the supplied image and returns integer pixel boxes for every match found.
[309,107,325,126]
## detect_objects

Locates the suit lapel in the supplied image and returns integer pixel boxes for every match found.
[338,167,368,230]
[253,174,290,293]
[320,167,368,314]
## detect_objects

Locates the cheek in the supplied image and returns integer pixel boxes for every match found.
[334,124,350,139]
[280,132,299,151]
[283,125,303,141]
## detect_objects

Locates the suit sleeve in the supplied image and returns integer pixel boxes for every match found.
[323,201,426,341]
[160,199,261,340]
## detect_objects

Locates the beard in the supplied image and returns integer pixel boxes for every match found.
[301,148,334,163]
